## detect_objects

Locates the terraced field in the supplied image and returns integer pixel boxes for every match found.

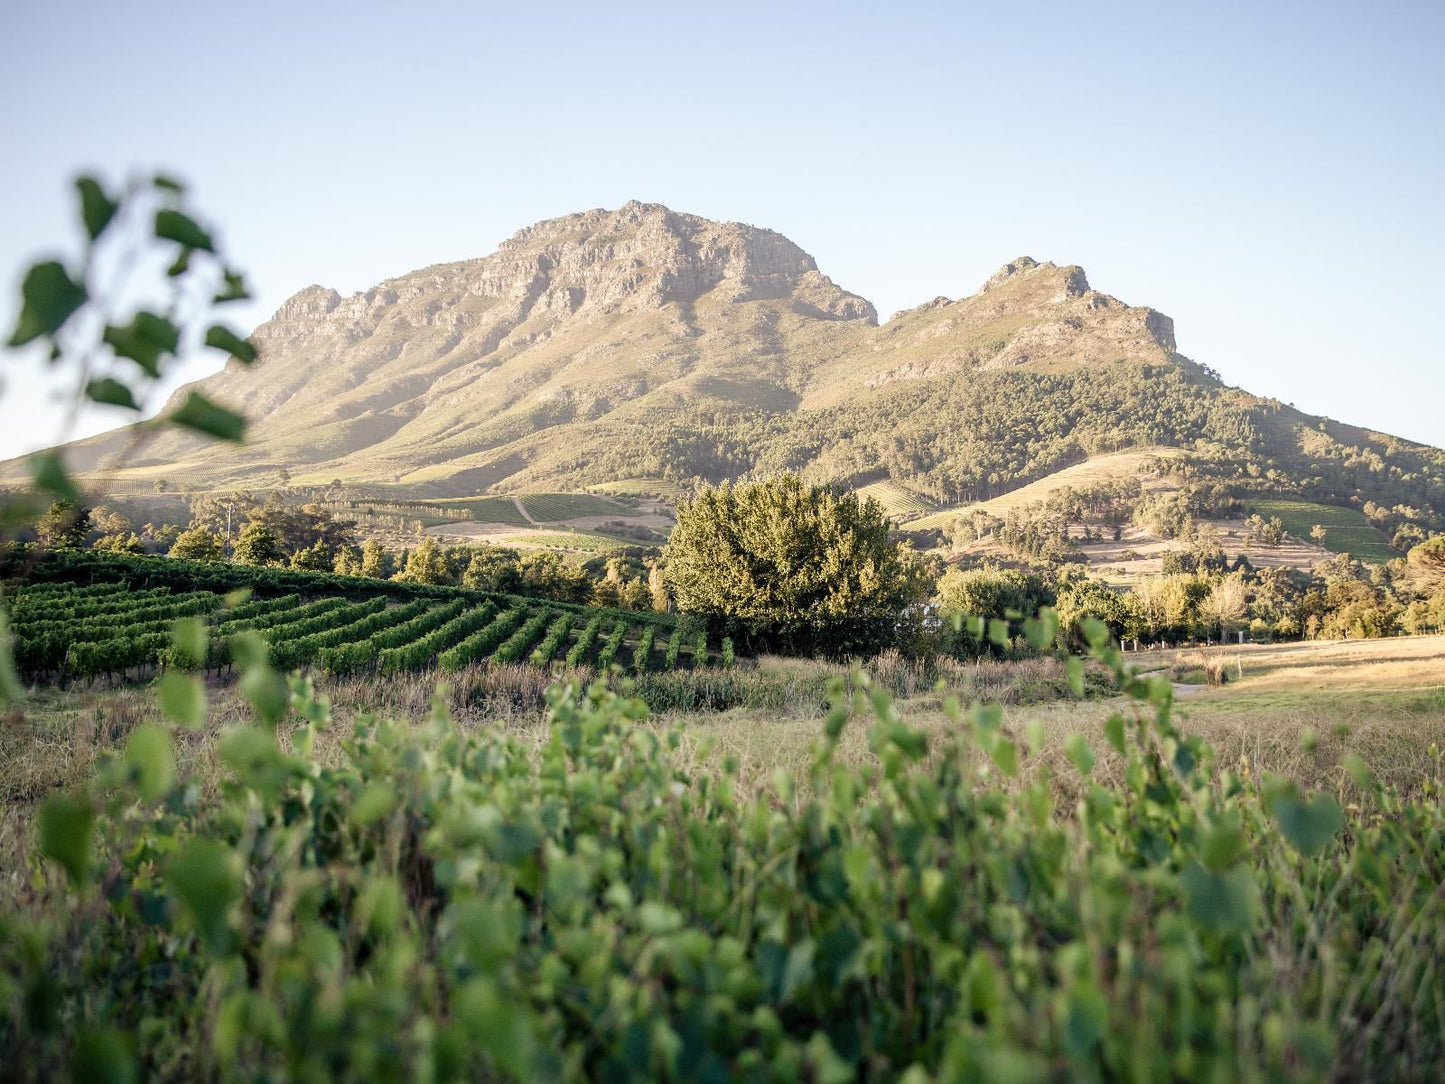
[1246,498,1396,563]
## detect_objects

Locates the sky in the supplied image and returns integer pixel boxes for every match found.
[1,0,1442,460]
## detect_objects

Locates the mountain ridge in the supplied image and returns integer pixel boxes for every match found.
[11,202,1444,535]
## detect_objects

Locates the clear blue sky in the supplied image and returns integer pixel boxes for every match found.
[2,0,1442,458]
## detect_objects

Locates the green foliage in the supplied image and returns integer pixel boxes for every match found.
[6,174,252,498]
[490,609,551,665]
[594,619,628,669]
[529,613,573,666]
[167,526,224,562]
[34,500,91,550]
[4,634,1444,1080]
[231,523,280,566]
[564,614,604,668]
[436,606,522,671]
[665,476,928,657]
[663,625,683,670]
[631,624,656,674]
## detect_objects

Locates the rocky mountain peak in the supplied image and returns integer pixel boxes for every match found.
[980,257,1090,299]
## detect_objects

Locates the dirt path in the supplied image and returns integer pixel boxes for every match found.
[511,496,540,526]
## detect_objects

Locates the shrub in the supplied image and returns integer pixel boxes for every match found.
[4,640,1444,1080]
[631,625,655,674]
[436,606,524,672]
[491,610,552,665]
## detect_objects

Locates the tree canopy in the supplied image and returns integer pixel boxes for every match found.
[663,476,927,657]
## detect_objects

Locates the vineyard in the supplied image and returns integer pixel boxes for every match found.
[2,552,718,684]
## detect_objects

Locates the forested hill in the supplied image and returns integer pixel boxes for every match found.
[13,202,1445,527]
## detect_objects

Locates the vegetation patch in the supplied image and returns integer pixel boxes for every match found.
[1247,498,1396,562]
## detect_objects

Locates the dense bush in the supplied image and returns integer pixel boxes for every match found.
[2,632,1442,1080]
[664,476,929,658]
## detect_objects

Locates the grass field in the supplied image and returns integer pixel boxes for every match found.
[854,480,937,518]
[1246,498,1396,562]
[909,446,1184,531]
[671,634,1445,800]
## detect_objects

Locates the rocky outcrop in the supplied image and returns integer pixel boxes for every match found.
[31,203,1194,489]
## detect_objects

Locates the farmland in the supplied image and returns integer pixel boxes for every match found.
[2,554,717,686]
[1245,498,1396,563]
[853,480,937,520]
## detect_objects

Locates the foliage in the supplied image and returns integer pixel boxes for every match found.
[167,526,224,562]
[665,476,928,658]
[231,523,280,566]
[934,566,1055,658]
[4,173,254,508]
[33,500,94,550]
[3,628,1443,1080]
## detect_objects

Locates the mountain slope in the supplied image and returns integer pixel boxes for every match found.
[18,202,1445,532]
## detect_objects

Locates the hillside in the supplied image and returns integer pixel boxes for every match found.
[12,202,1445,535]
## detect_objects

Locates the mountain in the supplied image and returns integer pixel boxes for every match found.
[19,202,1445,531]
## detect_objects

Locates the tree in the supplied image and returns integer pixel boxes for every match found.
[462,547,523,593]
[1054,576,1130,647]
[332,545,360,576]
[93,531,147,554]
[1310,524,1328,546]
[1406,536,1445,593]
[232,522,280,566]
[360,539,390,580]
[245,498,354,557]
[934,565,1055,657]
[393,537,451,585]
[169,526,225,561]
[35,500,91,549]
[188,491,260,541]
[663,476,928,657]
[1203,574,1248,643]
[647,561,670,612]
[290,540,332,571]
[518,551,592,603]
[89,505,133,538]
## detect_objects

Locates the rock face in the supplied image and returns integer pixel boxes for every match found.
[44,203,1192,488]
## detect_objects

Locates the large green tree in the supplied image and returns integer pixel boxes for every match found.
[663,476,927,657]
[35,500,91,549]
[232,522,280,566]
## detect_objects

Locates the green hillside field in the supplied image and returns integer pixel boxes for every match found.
[1247,498,1396,563]
[854,480,937,519]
